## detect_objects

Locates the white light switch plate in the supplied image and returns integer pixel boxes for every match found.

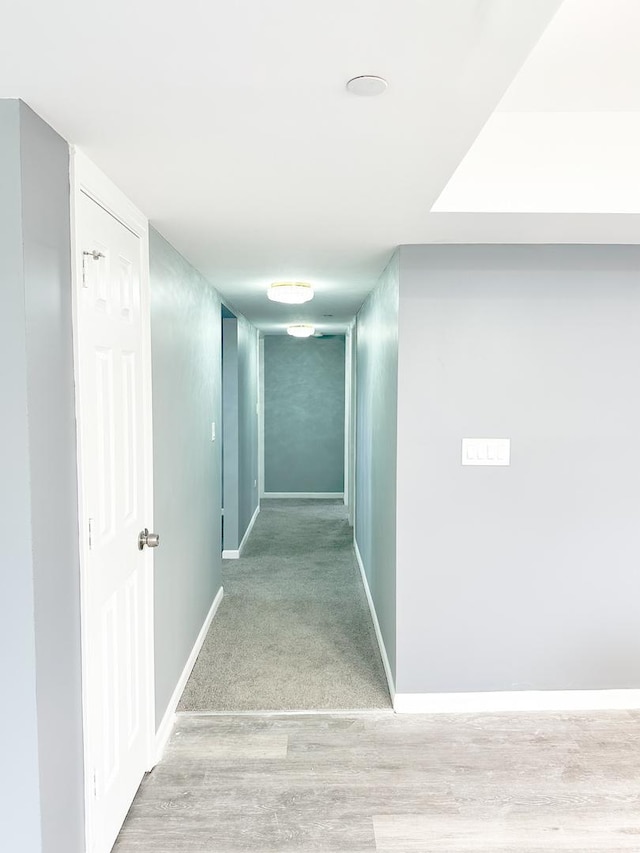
[462,438,510,466]
[211,421,216,441]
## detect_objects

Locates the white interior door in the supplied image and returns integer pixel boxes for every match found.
[75,187,154,853]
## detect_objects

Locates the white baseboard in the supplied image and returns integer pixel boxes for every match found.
[154,585,224,763]
[393,689,640,715]
[263,492,344,499]
[222,503,260,559]
[353,538,395,701]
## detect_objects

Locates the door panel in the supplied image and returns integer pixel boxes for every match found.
[77,191,153,853]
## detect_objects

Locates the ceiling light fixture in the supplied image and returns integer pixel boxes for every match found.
[346,75,388,97]
[267,281,314,304]
[287,324,315,338]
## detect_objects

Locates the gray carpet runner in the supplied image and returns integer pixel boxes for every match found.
[177,499,391,712]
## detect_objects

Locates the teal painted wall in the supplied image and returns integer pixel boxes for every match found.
[222,318,239,547]
[264,335,345,494]
[354,253,399,682]
[150,228,222,726]
[237,316,259,535]
[222,313,259,550]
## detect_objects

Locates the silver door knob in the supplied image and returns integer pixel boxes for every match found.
[138,528,160,550]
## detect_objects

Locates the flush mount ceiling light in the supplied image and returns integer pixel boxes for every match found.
[346,75,388,97]
[267,281,314,304]
[287,324,315,338]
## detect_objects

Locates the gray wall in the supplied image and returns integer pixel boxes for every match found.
[0,100,84,852]
[396,244,640,694]
[264,335,345,493]
[354,255,399,681]
[150,228,222,726]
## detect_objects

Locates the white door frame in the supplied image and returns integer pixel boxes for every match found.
[70,148,156,851]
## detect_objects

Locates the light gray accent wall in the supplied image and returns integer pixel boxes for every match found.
[264,335,345,493]
[0,98,43,853]
[236,316,259,536]
[150,228,222,726]
[396,244,640,694]
[20,101,84,853]
[354,255,399,680]
[0,100,84,852]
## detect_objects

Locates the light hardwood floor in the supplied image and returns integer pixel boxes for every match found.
[113,710,640,852]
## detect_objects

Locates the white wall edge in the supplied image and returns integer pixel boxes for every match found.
[353,538,395,701]
[222,503,260,559]
[154,585,224,764]
[263,492,344,499]
[393,689,640,714]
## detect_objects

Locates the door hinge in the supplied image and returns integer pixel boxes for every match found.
[82,250,105,288]
[88,518,94,550]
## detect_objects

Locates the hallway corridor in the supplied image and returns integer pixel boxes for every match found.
[178,499,391,712]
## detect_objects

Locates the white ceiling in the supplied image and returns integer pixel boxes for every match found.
[498,0,640,112]
[433,0,640,216]
[6,0,635,332]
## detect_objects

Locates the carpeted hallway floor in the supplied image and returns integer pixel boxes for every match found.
[177,499,391,712]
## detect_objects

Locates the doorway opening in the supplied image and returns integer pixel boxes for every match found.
[221,304,238,556]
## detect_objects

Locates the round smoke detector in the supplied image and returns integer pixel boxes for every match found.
[346,75,388,97]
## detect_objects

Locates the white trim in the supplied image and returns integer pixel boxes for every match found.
[178,707,395,718]
[72,149,148,237]
[263,492,344,499]
[70,148,155,853]
[353,538,395,701]
[154,586,224,763]
[392,689,640,715]
[242,502,260,549]
[222,503,260,559]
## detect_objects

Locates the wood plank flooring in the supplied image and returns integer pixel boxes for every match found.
[112,710,640,852]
